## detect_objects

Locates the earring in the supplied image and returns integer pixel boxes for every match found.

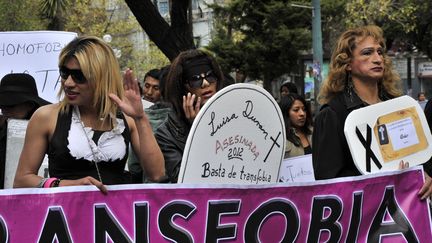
[378,82,385,100]
[345,72,354,99]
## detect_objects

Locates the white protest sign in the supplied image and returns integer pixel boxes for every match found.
[278,154,315,183]
[4,119,48,189]
[178,83,285,184]
[418,62,432,77]
[0,31,77,103]
[345,95,432,175]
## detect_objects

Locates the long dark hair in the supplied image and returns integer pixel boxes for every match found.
[164,49,225,123]
[279,94,313,146]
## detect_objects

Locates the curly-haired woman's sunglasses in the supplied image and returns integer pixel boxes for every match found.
[59,66,87,84]
[187,70,217,88]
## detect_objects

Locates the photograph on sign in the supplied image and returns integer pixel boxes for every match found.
[374,107,427,162]
[178,83,285,184]
[344,95,432,174]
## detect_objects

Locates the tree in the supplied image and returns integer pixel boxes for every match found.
[410,0,432,59]
[40,0,68,30]
[69,0,171,77]
[127,40,170,80]
[344,0,432,60]
[320,0,348,55]
[0,0,47,31]
[124,0,195,61]
[207,0,311,92]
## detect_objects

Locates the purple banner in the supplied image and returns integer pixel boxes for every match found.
[0,168,430,242]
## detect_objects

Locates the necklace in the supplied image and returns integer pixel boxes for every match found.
[74,106,104,183]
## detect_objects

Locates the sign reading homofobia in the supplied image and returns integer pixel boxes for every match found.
[0,31,77,103]
[178,83,285,184]
[345,95,432,174]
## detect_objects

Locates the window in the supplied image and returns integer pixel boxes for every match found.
[158,0,169,16]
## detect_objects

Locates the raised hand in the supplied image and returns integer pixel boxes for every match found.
[183,92,201,124]
[109,68,146,120]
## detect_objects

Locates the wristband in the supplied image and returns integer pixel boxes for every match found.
[51,178,62,187]
[37,178,48,188]
[43,178,57,188]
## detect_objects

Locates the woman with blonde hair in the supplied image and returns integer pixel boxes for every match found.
[312,25,432,199]
[14,36,165,192]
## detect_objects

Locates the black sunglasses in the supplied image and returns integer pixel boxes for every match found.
[59,66,87,84]
[187,70,217,88]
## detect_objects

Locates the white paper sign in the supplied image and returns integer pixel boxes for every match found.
[278,154,315,183]
[178,83,286,184]
[345,95,432,174]
[0,31,77,103]
[387,117,419,150]
[4,119,48,189]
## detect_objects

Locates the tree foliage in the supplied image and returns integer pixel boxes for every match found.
[345,0,417,33]
[0,0,48,31]
[127,41,170,80]
[0,0,169,78]
[409,0,432,59]
[208,0,311,91]
[40,0,68,29]
[344,0,432,59]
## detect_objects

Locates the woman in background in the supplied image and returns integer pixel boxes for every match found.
[155,49,226,182]
[279,93,313,158]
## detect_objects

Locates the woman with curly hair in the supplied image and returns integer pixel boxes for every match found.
[313,25,401,179]
[279,93,313,158]
[155,49,226,182]
[312,25,432,199]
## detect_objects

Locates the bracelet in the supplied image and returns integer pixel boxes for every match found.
[37,178,48,188]
[43,178,58,188]
[51,178,62,187]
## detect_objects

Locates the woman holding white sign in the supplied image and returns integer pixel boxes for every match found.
[14,36,165,192]
[155,49,227,182]
[312,25,432,199]
[279,93,313,158]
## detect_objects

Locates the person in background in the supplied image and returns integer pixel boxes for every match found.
[145,65,172,131]
[279,93,313,158]
[128,65,173,183]
[13,36,165,192]
[417,92,428,110]
[0,73,50,189]
[142,68,161,103]
[424,98,432,132]
[280,81,298,97]
[312,25,432,199]
[155,49,226,183]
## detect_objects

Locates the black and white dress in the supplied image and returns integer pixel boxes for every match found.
[48,106,131,185]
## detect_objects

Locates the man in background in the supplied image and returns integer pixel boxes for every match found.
[142,69,161,103]
[418,92,428,110]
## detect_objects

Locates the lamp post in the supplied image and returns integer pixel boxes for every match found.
[102,34,122,58]
[291,1,323,111]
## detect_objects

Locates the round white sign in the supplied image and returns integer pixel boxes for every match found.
[345,95,432,174]
[178,83,286,184]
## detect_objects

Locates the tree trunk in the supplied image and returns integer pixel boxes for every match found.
[124,0,195,61]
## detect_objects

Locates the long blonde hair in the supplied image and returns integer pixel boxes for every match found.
[57,36,123,119]
[318,25,402,104]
